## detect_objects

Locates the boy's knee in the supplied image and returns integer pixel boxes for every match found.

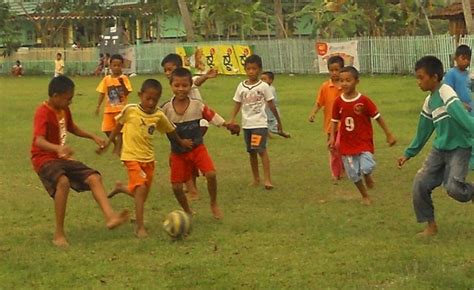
[85,173,102,185]
[172,183,184,193]
[57,175,70,189]
[205,171,216,180]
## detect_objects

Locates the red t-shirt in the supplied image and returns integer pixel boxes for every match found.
[31,102,74,172]
[331,94,380,155]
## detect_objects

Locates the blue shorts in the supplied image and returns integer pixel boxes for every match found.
[244,128,268,153]
[342,152,376,183]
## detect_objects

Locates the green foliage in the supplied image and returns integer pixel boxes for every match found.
[0,3,21,56]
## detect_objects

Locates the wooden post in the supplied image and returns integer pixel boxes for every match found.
[462,0,474,34]
[274,0,285,39]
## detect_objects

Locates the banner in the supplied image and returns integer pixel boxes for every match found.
[119,46,136,75]
[316,41,359,73]
[175,44,252,75]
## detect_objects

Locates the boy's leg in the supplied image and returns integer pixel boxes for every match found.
[412,149,445,235]
[133,184,149,238]
[342,155,371,204]
[172,183,192,214]
[360,152,376,189]
[249,152,260,186]
[85,174,129,229]
[259,149,273,190]
[108,181,132,198]
[444,147,474,202]
[53,175,71,247]
[204,171,222,219]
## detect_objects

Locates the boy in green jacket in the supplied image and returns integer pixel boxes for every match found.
[398,56,474,237]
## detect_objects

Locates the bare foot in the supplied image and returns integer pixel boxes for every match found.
[52,235,70,247]
[250,180,260,187]
[360,197,372,206]
[108,181,127,198]
[264,182,274,190]
[135,227,149,239]
[364,175,375,189]
[106,210,130,229]
[211,204,223,220]
[416,224,438,237]
[278,131,291,138]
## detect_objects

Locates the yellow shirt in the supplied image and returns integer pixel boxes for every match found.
[116,104,175,162]
[54,59,64,75]
[96,75,132,113]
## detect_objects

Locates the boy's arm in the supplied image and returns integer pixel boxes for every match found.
[308,103,322,122]
[229,101,242,124]
[96,93,105,115]
[70,124,106,148]
[193,68,218,87]
[399,114,434,167]
[328,121,338,151]
[34,135,73,159]
[374,116,396,146]
[447,98,474,132]
[267,99,283,133]
[166,130,193,149]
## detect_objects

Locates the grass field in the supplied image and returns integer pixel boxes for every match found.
[1,73,474,289]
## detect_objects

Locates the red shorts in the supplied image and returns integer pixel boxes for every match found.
[169,144,215,183]
[124,161,155,192]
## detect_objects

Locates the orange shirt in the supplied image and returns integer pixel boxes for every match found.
[96,74,132,113]
[316,80,342,133]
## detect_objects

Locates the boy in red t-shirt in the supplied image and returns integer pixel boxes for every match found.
[31,76,129,247]
[329,66,396,205]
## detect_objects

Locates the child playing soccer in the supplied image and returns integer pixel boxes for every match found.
[31,76,129,247]
[309,55,344,182]
[98,79,192,238]
[161,53,218,200]
[329,66,396,205]
[261,71,290,138]
[161,67,239,219]
[95,54,132,155]
[54,52,64,77]
[398,56,474,236]
[443,45,474,169]
[229,54,284,190]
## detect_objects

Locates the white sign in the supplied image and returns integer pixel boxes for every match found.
[316,40,359,73]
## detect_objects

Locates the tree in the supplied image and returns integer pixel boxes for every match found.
[461,0,474,34]
[0,3,21,56]
[177,0,195,41]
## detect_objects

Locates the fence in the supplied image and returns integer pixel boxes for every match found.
[2,35,474,75]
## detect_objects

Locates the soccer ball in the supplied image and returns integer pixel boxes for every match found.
[163,210,192,239]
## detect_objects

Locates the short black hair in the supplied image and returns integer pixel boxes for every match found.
[340,66,359,80]
[161,53,183,67]
[244,54,262,68]
[170,67,192,84]
[140,78,162,93]
[327,55,344,68]
[415,56,444,82]
[48,75,75,97]
[110,54,124,63]
[56,52,62,57]
[455,44,472,58]
[262,71,274,80]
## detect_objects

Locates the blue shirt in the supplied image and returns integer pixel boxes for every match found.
[443,67,472,105]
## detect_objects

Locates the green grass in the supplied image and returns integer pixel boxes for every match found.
[1,74,474,289]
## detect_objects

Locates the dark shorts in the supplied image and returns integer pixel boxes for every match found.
[37,159,99,198]
[243,128,268,153]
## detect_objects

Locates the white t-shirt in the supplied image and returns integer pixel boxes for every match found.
[189,76,202,101]
[233,80,274,129]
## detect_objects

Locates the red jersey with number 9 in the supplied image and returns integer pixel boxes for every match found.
[331,94,380,155]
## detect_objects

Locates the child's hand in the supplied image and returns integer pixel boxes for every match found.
[308,114,315,122]
[57,145,74,159]
[95,106,100,116]
[180,139,193,149]
[327,137,335,152]
[92,135,106,148]
[205,68,218,79]
[386,133,397,146]
[277,123,283,134]
[397,156,410,168]
[225,123,240,136]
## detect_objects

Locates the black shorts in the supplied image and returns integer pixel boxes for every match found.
[243,128,268,153]
[37,159,99,198]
